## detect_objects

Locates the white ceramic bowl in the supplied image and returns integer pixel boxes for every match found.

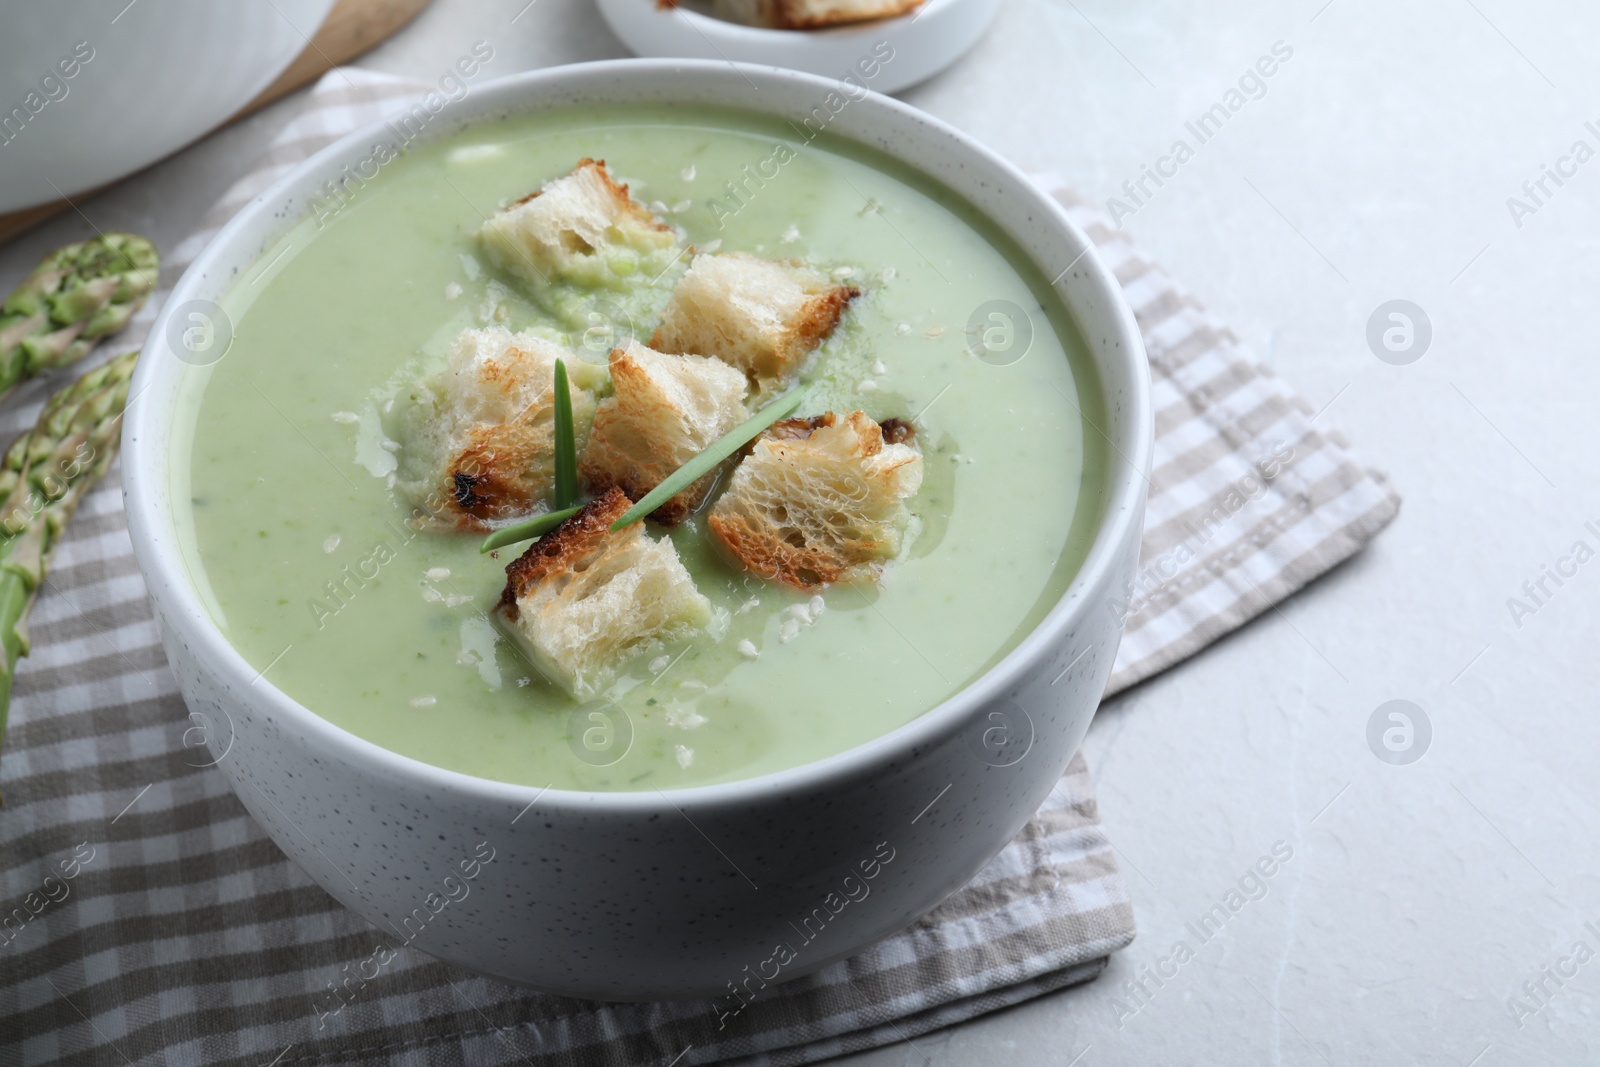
[123,60,1150,1000]
[594,0,999,94]
[0,0,335,213]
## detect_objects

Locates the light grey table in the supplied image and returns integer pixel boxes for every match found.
[5,1,1594,1063]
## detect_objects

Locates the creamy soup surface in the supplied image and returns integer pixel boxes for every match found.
[172,105,1107,790]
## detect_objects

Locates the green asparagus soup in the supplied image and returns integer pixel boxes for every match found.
[171,105,1108,790]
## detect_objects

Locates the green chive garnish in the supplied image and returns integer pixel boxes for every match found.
[552,358,578,510]
[610,387,808,531]
[480,505,582,554]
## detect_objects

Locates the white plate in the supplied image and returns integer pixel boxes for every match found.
[594,0,999,94]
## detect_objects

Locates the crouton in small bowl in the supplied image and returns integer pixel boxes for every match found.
[123,61,1150,1000]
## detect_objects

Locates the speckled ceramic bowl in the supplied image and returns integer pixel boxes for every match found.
[122,61,1150,1000]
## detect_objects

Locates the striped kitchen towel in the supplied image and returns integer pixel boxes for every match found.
[0,69,1398,1067]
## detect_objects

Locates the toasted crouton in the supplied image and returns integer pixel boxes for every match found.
[579,340,750,524]
[397,326,597,530]
[650,252,858,388]
[479,158,680,301]
[497,488,712,700]
[709,410,922,589]
[713,0,922,27]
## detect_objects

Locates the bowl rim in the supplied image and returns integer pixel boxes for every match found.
[122,58,1152,813]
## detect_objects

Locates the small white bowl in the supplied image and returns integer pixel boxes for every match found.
[595,0,1000,94]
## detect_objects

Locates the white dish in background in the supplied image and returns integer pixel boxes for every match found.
[0,0,336,213]
[594,0,999,94]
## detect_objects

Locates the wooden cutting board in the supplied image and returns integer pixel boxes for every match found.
[0,0,431,246]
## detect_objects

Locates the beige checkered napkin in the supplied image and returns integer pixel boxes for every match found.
[0,69,1397,1067]
[1049,185,1403,693]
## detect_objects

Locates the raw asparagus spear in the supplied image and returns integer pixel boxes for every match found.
[0,234,157,404]
[0,349,138,799]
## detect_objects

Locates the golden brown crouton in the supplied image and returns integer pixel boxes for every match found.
[397,326,597,530]
[479,158,680,297]
[713,0,922,27]
[716,0,928,26]
[579,340,750,525]
[650,252,858,388]
[708,410,922,589]
[498,488,713,700]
